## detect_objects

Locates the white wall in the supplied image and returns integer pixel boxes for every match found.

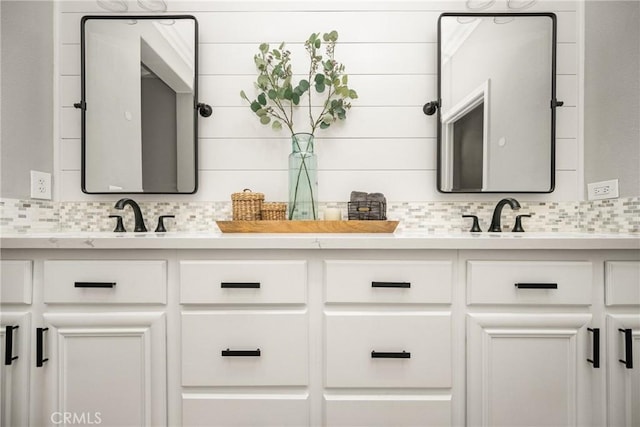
[56,0,580,202]
[584,0,640,198]
[1,1,53,199]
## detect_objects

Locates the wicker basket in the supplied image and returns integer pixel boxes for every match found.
[231,189,264,220]
[261,202,287,220]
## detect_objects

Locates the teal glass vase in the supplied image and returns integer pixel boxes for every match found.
[288,133,318,220]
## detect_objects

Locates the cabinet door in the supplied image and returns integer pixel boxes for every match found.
[42,312,166,427]
[606,314,640,427]
[0,312,30,427]
[467,313,592,427]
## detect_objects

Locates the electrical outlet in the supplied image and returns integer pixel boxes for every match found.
[587,179,619,200]
[30,170,52,200]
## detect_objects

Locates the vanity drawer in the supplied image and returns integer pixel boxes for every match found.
[180,260,306,304]
[183,394,310,427]
[324,395,451,427]
[43,260,166,304]
[325,260,452,304]
[182,312,308,386]
[605,261,640,306]
[325,313,451,388]
[0,260,33,304]
[467,260,592,305]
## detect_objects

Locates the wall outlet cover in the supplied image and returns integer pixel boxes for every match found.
[30,170,52,200]
[587,179,619,201]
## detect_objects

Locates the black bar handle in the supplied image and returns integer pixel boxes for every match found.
[515,283,558,289]
[619,328,633,369]
[587,328,600,368]
[371,281,411,289]
[221,348,261,357]
[371,350,411,359]
[74,282,116,288]
[4,325,19,365]
[37,327,49,367]
[220,282,261,289]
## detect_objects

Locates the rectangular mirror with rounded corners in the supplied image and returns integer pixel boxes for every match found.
[80,15,198,194]
[435,13,559,193]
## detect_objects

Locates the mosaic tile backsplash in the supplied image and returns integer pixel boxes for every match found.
[1,197,638,234]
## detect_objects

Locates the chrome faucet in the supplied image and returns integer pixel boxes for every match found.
[114,198,147,232]
[488,198,521,232]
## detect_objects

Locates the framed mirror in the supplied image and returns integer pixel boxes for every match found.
[429,13,560,193]
[79,15,199,194]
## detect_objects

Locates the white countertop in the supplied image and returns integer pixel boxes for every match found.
[1,231,638,250]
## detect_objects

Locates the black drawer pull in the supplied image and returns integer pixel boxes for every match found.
[619,328,633,369]
[220,282,260,289]
[221,348,261,357]
[587,328,600,368]
[371,350,411,359]
[37,327,49,367]
[371,281,411,288]
[4,325,19,365]
[74,282,116,288]
[514,283,558,289]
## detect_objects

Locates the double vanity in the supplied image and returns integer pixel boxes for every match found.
[1,231,638,426]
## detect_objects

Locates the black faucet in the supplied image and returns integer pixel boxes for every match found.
[114,198,147,232]
[488,198,521,232]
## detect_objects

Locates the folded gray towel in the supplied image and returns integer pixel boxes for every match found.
[350,191,368,202]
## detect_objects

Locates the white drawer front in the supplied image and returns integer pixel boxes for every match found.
[182,312,308,386]
[44,260,166,304]
[467,261,592,305]
[606,261,640,306]
[0,260,32,304]
[180,260,306,304]
[325,313,451,388]
[182,394,309,427]
[325,260,452,304]
[324,395,451,427]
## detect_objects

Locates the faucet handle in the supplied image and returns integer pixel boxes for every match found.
[462,215,482,233]
[512,214,532,233]
[155,215,175,233]
[108,215,126,233]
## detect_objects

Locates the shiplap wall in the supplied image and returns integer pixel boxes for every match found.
[57,0,580,202]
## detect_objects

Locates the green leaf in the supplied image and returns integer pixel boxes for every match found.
[315,82,325,93]
[314,74,325,84]
[292,92,300,105]
[279,42,285,50]
[256,108,267,117]
[250,101,261,112]
[268,89,277,100]
[319,122,330,129]
[323,33,330,41]
[349,89,358,99]
[259,43,269,53]
[322,113,332,124]
[257,75,269,88]
[299,79,310,91]
[257,93,267,106]
[240,90,249,101]
[329,30,338,41]
[273,49,281,59]
[283,87,293,100]
[314,38,321,49]
[342,75,348,84]
[260,115,271,125]
[272,120,282,130]
[277,88,286,99]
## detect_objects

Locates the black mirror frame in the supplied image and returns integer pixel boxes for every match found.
[431,12,559,194]
[78,15,200,194]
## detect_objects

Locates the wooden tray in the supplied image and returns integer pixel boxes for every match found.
[216,220,399,233]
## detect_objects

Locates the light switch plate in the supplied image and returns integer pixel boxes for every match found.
[587,179,619,200]
[30,170,52,200]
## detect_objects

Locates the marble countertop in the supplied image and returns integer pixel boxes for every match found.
[1,231,638,250]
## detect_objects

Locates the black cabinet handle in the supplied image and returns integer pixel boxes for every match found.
[619,328,633,369]
[74,282,116,288]
[221,348,261,357]
[514,283,558,289]
[4,325,19,365]
[587,328,600,368]
[37,327,49,367]
[371,281,411,288]
[220,282,260,289]
[371,350,411,359]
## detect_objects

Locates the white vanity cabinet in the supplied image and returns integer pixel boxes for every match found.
[604,261,640,427]
[323,258,454,427]
[0,260,33,427]
[464,255,595,427]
